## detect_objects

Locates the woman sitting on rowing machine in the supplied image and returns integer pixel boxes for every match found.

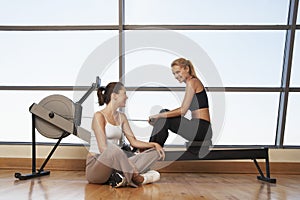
[148,58,212,150]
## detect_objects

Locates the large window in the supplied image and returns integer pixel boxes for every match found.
[0,1,299,148]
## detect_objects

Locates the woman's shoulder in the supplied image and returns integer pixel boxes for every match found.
[93,111,106,121]
[92,111,106,130]
[187,77,204,91]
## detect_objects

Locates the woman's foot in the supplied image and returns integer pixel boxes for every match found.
[132,173,144,186]
[141,170,160,184]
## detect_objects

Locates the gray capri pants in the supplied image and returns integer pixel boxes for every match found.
[86,142,161,187]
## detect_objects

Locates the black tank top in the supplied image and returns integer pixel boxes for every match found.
[189,89,209,111]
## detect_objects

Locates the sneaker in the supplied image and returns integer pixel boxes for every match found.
[108,172,126,188]
[141,170,160,184]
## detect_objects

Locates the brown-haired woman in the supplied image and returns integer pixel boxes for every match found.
[86,82,164,188]
[149,58,212,149]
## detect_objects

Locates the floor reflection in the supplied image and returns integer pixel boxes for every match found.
[255,182,284,200]
[14,178,49,200]
[84,183,162,200]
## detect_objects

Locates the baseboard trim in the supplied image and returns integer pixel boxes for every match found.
[0,158,85,171]
[1,158,300,174]
[157,161,300,174]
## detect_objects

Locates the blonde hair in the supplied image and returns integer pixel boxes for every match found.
[171,58,198,78]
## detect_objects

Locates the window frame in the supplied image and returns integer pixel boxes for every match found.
[0,0,299,148]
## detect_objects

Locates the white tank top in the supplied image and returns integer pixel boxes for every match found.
[89,112,123,154]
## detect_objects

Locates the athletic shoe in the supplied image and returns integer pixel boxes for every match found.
[108,172,126,188]
[141,170,160,184]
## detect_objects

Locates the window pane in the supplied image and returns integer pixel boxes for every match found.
[0,31,118,86]
[284,93,300,146]
[290,31,300,86]
[0,90,95,144]
[214,92,279,145]
[125,91,187,145]
[298,4,300,24]
[125,0,289,25]
[125,91,184,120]
[124,49,181,87]
[181,31,285,87]
[125,91,278,146]
[124,30,285,87]
[0,0,118,25]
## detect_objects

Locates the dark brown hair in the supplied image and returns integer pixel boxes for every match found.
[171,58,198,78]
[97,82,124,106]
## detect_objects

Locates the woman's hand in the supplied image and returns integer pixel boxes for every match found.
[151,142,165,160]
[148,114,160,125]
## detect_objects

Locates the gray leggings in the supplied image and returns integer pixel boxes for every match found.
[86,142,161,187]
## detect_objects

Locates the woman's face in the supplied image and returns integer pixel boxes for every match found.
[171,65,190,83]
[115,87,128,107]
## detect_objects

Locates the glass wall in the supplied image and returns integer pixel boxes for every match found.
[0,0,299,147]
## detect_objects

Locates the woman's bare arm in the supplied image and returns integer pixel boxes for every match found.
[91,112,108,153]
[149,79,198,119]
[121,113,165,159]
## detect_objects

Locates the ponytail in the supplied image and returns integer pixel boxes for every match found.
[97,86,106,106]
[97,82,124,106]
[186,60,197,78]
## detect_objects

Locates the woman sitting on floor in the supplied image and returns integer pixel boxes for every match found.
[86,82,165,187]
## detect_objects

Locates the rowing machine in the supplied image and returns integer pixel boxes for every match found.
[14,77,101,180]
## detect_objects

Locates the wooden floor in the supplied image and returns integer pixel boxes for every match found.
[1,170,300,200]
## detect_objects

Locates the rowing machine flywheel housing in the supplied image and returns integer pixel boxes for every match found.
[35,94,75,139]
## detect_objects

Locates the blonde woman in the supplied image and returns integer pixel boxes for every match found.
[149,58,212,148]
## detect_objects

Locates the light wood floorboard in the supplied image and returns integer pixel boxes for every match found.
[0,170,300,200]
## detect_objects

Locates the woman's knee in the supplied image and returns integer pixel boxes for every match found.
[85,157,113,184]
[145,148,162,161]
[159,109,170,113]
[86,172,110,184]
